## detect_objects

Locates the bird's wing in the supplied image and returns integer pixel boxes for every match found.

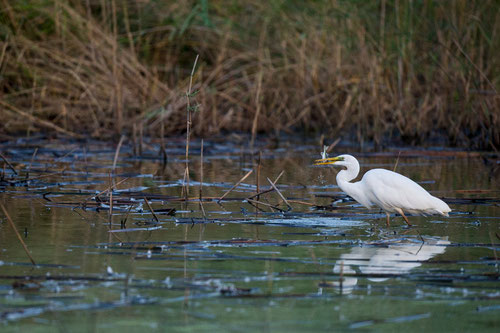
[361,169,438,213]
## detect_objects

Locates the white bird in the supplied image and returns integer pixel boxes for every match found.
[315,154,451,226]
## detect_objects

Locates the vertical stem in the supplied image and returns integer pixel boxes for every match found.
[160,119,167,165]
[199,139,206,219]
[132,123,137,156]
[199,139,204,201]
[108,172,113,228]
[183,54,199,199]
[255,151,261,211]
[250,71,263,150]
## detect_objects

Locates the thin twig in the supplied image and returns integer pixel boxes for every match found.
[121,205,133,229]
[247,170,284,200]
[199,139,204,201]
[250,70,263,150]
[256,152,261,199]
[218,169,254,203]
[143,197,159,223]
[16,168,67,184]
[112,135,126,172]
[50,147,78,166]
[26,147,38,179]
[73,207,124,243]
[78,177,130,207]
[287,199,317,206]
[182,54,200,199]
[326,138,341,153]
[267,177,291,210]
[0,151,17,175]
[160,123,167,165]
[453,39,497,94]
[199,139,207,219]
[246,198,284,212]
[0,204,36,265]
[393,150,401,172]
[246,198,266,213]
[109,173,113,227]
[254,151,262,211]
[0,100,83,138]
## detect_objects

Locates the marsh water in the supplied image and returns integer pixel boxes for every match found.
[0,138,499,332]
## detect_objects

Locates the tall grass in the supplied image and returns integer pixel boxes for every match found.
[0,0,498,149]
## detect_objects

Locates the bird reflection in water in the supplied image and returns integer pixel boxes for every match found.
[327,237,450,294]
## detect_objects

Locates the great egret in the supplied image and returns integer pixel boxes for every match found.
[315,154,451,226]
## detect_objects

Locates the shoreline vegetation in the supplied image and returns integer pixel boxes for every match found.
[0,1,498,150]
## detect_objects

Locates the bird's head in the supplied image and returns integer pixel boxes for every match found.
[314,154,355,168]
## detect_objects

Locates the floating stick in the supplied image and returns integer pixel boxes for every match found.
[0,204,36,265]
[247,170,284,200]
[143,197,160,223]
[0,151,17,175]
[78,177,130,208]
[218,169,253,203]
[246,198,284,212]
[267,177,291,210]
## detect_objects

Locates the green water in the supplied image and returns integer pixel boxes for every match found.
[0,139,499,332]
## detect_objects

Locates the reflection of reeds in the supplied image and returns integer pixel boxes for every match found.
[1,1,498,149]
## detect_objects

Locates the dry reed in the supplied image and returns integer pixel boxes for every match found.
[0,1,498,149]
[0,203,36,265]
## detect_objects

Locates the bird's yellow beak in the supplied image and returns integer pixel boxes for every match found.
[314,156,344,166]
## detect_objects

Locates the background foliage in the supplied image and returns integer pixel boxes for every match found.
[0,0,498,149]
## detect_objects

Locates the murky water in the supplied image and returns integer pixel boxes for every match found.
[0,138,499,332]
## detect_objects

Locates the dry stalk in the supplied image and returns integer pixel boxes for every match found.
[78,177,129,208]
[199,139,207,219]
[182,54,200,199]
[112,135,126,172]
[250,70,263,150]
[0,203,36,265]
[108,172,113,227]
[393,151,401,172]
[0,151,17,175]
[26,147,38,179]
[246,198,284,212]
[0,2,498,149]
[248,170,284,200]
[267,177,291,210]
[218,169,254,203]
[143,197,160,223]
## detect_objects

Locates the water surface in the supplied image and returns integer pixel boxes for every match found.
[0,138,499,332]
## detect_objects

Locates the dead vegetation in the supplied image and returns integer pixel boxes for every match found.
[0,1,498,149]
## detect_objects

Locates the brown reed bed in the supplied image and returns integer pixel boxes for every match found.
[0,1,498,149]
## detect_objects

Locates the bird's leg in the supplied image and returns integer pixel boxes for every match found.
[385,213,391,227]
[395,208,412,227]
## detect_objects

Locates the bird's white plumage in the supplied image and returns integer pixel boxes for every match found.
[359,168,450,216]
[315,154,451,219]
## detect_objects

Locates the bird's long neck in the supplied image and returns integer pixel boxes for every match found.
[336,160,359,183]
[335,159,369,207]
